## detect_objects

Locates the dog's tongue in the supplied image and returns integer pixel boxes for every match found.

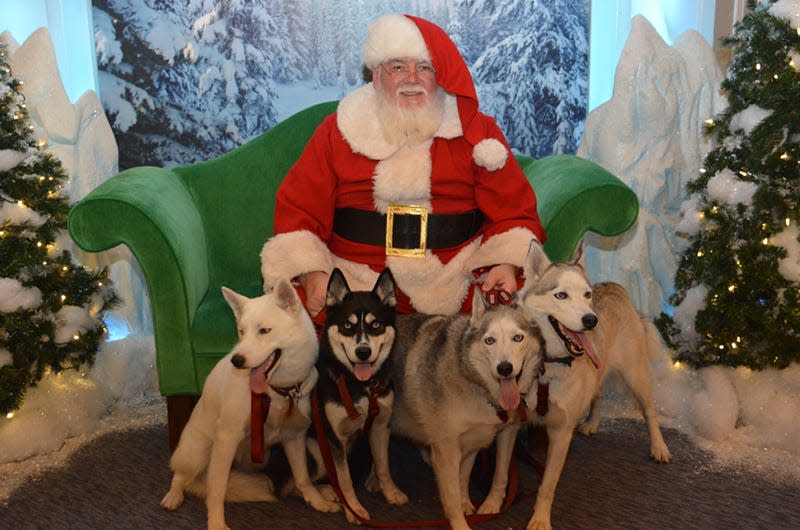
[499,378,520,411]
[249,354,275,394]
[565,329,601,370]
[354,362,373,382]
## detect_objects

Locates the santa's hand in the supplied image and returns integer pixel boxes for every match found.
[299,270,328,317]
[481,264,517,298]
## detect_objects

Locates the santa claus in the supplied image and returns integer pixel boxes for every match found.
[260,13,545,320]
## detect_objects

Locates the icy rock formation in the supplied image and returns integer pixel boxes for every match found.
[1,28,150,336]
[578,15,726,318]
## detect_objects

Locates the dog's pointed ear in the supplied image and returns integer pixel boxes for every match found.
[523,238,551,284]
[326,268,350,307]
[275,278,302,313]
[373,268,397,308]
[222,286,246,320]
[571,240,586,268]
[469,288,490,324]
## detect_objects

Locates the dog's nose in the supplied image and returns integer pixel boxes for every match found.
[355,345,372,361]
[582,313,598,330]
[231,354,245,368]
[496,361,513,378]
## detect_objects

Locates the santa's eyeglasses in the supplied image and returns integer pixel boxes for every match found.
[380,59,436,79]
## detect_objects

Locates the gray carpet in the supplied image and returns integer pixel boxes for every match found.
[2,418,798,529]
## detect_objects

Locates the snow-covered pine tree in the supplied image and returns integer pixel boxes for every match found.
[0,44,119,414]
[468,0,588,158]
[657,0,800,370]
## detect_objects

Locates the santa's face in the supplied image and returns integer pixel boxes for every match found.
[373,58,439,109]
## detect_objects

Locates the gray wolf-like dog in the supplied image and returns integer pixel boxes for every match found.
[389,289,544,530]
[160,279,338,530]
[316,268,408,523]
[518,240,672,530]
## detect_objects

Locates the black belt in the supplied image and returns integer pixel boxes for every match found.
[333,207,484,255]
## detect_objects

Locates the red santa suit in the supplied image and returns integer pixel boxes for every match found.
[260,14,545,315]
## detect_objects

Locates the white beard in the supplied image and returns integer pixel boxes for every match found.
[376,85,445,148]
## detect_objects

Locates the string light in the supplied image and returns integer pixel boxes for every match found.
[5,412,13,419]
[704,118,714,125]
[780,152,791,161]
[755,62,762,70]
[786,218,791,227]
[697,250,704,257]
[60,294,66,302]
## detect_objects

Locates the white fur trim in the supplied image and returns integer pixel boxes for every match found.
[362,14,430,68]
[337,86,398,160]
[388,239,481,314]
[472,138,508,171]
[373,142,432,213]
[260,231,333,291]
[437,94,462,139]
[466,227,537,273]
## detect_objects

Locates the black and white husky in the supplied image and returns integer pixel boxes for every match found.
[316,267,409,523]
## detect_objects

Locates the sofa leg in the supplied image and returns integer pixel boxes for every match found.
[166,395,198,452]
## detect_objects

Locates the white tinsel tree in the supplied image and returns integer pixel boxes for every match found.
[658,0,800,370]
[0,44,119,414]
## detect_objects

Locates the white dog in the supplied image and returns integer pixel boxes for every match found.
[160,279,338,530]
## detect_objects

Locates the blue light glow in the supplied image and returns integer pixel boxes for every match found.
[2,0,98,103]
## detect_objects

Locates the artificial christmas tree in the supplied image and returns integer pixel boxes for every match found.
[0,44,119,414]
[657,0,800,370]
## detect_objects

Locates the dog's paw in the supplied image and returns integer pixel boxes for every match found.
[650,442,672,463]
[344,503,370,525]
[476,494,503,515]
[307,493,341,513]
[527,516,553,530]
[461,497,476,515]
[318,484,339,503]
[383,486,408,505]
[577,420,599,436]
[159,489,184,510]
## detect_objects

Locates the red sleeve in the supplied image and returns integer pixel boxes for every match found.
[473,119,546,243]
[274,114,339,242]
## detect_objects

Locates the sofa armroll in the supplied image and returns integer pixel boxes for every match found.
[518,154,639,263]
[68,166,209,394]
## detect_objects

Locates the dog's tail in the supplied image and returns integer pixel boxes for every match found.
[184,471,277,503]
[641,316,668,364]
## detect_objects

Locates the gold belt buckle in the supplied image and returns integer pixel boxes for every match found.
[385,204,428,257]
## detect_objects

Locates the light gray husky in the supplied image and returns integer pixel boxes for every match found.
[515,240,672,530]
[388,289,544,530]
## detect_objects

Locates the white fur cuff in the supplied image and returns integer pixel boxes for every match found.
[260,230,333,292]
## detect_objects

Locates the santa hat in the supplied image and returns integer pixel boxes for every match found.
[362,14,508,169]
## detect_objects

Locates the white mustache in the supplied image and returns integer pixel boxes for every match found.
[396,84,426,96]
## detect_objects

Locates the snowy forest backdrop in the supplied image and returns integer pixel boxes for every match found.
[91,0,589,170]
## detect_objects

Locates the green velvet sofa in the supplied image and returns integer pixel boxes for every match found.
[68,100,639,450]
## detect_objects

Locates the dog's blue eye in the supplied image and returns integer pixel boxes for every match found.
[259,327,271,335]
[554,292,567,300]
[513,334,524,342]
[484,337,495,345]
